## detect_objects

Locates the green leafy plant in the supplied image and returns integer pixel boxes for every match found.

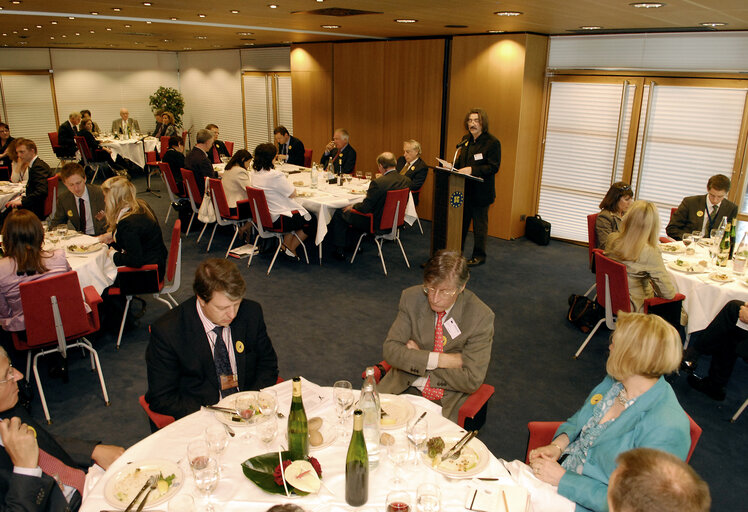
[148,86,185,127]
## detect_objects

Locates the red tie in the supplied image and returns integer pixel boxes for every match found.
[422,311,446,401]
[38,448,86,495]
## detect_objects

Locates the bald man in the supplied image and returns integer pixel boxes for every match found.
[111,108,140,136]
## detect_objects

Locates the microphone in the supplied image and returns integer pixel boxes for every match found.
[451,135,470,171]
[455,134,470,148]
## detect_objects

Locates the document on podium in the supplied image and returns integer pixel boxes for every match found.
[434,157,484,182]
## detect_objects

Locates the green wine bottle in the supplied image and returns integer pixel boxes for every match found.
[287,377,309,460]
[345,409,369,506]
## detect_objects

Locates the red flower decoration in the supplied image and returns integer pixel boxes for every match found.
[308,456,322,477]
[272,459,292,486]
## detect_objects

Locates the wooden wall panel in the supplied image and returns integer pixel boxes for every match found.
[448,34,548,239]
[290,44,333,165]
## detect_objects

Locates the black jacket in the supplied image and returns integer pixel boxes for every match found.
[57,122,78,158]
[320,144,356,174]
[454,131,501,207]
[162,148,186,194]
[278,136,306,166]
[396,156,429,205]
[21,158,53,220]
[184,147,216,196]
[112,211,168,279]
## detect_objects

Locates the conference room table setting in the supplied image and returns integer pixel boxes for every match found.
[0,181,25,207]
[660,238,748,333]
[43,226,117,294]
[98,134,160,169]
[79,377,553,512]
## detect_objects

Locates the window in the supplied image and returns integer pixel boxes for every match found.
[241,72,292,152]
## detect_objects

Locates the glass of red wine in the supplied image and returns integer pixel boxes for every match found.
[386,490,412,512]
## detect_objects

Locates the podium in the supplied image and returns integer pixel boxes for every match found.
[431,166,484,254]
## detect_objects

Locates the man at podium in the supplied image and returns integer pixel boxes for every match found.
[454,108,501,267]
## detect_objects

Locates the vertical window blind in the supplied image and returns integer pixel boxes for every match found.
[241,72,293,153]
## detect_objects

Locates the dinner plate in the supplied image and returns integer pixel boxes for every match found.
[708,272,734,283]
[309,417,337,451]
[66,243,105,255]
[667,260,707,274]
[659,243,685,254]
[421,434,490,478]
[379,394,415,430]
[214,391,277,427]
[104,459,183,509]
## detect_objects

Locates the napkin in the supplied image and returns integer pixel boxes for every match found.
[500,459,575,512]
[263,377,329,417]
[465,480,530,512]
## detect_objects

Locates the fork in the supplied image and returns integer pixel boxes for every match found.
[444,431,478,461]
[136,476,159,512]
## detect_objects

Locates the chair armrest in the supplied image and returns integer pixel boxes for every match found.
[82,285,103,308]
[458,383,494,428]
[349,208,374,232]
[659,236,676,243]
[361,361,392,383]
[525,421,563,463]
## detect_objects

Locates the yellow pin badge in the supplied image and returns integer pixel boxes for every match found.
[67,210,74,217]
[590,393,603,405]
[235,340,245,353]
[696,210,704,217]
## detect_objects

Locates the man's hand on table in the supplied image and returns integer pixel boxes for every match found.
[6,198,21,209]
[0,417,39,469]
[91,444,125,470]
[343,205,353,213]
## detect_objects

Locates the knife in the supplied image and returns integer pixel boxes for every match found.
[442,430,475,460]
[123,475,156,512]
[203,405,242,418]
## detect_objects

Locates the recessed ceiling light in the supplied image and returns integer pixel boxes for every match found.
[195,35,207,39]
[19,41,27,45]
[90,11,99,15]
[236,32,254,36]
[321,25,340,29]
[1,33,6,36]
[700,21,727,27]
[494,11,523,16]
[244,43,254,46]
[22,28,28,31]
[163,39,171,42]
[488,30,505,33]
[134,42,141,45]
[89,30,95,33]
[112,7,121,12]
[146,21,152,24]
[50,21,57,25]
[198,13,206,18]
[183,47,192,50]
[68,16,75,20]
[230,10,239,14]
[49,36,54,40]
[124,24,132,27]
[61,34,66,38]
[268,4,278,8]
[75,32,80,35]
[170,17,177,20]
[580,25,602,30]
[12,31,17,34]
[11,1,21,4]
[212,44,222,48]
[106,27,112,31]
[630,2,665,7]
[395,19,417,23]
[35,25,41,28]
[143,2,152,5]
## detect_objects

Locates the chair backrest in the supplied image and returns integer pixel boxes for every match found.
[158,162,180,200]
[139,394,175,431]
[181,168,202,208]
[303,149,313,168]
[587,213,599,267]
[225,141,234,156]
[47,132,59,147]
[165,220,181,284]
[145,151,158,165]
[44,175,58,218]
[686,413,702,463]
[19,271,91,349]
[160,136,170,160]
[208,178,232,219]
[246,186,274,232]
[379,188,409,232]
[74,136,92,161]
[594,251,632,314]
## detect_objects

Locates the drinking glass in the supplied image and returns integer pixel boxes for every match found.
[733,254,747,275]
[187,439,212,472]
[691,230,702,245]
[55,224,67,238]
[256,413,277,448]
[258,390,278,417]
[192,456,219,512]
[204,425,229,461]
[416,483,441,512]
[333,380,354,436]
[386,490,412,512]
[168,494,196,512]
[682,233,693,248]
[710,229,720,243]
[387,435,410,487]
[235,394,259,441]
[344,174,353,185]
[406,417,429,466]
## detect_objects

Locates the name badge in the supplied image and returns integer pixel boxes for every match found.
[444,318,461,339]
[473,153,483,161]
[220,373,238,391]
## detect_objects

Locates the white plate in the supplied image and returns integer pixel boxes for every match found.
[104,459,183,509]
[214,391,276,427]
[708,272,734,283]
[421,434,490,478]
[309,417,337,451]
[66,243,105,255]
[667,261,707,274]
[379,394,415,430]
[659,243,685,254]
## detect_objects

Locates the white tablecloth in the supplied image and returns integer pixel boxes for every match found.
[44,232,117,295]
[100,137,159,169]
[80,379,518,512]
[0,182,25,207]
[661,242,748,333]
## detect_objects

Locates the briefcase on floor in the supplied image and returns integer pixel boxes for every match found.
[525,215,551,245]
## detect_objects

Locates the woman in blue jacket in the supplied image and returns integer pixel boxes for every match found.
[528,312,691,512]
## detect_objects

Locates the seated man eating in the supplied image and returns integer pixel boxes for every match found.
[378,250,494,422]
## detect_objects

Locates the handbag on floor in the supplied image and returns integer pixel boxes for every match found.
[525,215,551,245]
[197,179,216,223]
[567,294,602,333]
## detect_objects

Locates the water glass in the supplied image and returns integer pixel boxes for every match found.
[416,483,441,512]
[168,494,196,512]
[55,224,67,237]
[386,490,412,512]
[204,425,229,459]
[387,435,411,487]
[256,413,277,448]
[187,439,211,471]
[406,417,429,465]
[192,456,219,512]
[258,390,278,416]
[734,254,747,275]
[691,230,702,245]
[333,380,354,434]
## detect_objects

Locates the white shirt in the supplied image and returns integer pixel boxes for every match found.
[250,169,310,222]
[196,299,238,401]
[75,187,95,235]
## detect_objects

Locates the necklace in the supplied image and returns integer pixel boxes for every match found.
[616,388,629,407]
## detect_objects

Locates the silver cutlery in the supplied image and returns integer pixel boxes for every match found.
[444,430,478,461]
[123,475,157,512]
[136,477,158,512]
[222,422,236,437]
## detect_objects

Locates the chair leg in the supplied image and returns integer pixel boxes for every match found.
[248,234,260,268]
[206,223,218,252]
[395,232,410,268]
[165,205,171,224]
[416,216,423,235]
[350,233,367,264]
[267,239,283,275]
[732,398,748,422]
[76,339,110,406]
[197,222,209,244]
[186,212,195,236]
[153,294,175,309]
[32,352,51,423]
[225,226,240,259]
[375,238,387,276]
[115,296,132,350]
[292,232,309,264]
[165,293,178,307]
[584,283,596,297]
[25,352,31,381]
[574,318,605,359]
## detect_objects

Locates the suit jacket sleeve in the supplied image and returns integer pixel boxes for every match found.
[341,147,356,174]
[20,164,49,213]
[665,197,694,240]
[0,472,55,512]
[112,217,149,269]
[288,138,305,166]
[382,290,431,376]
[242,303,279,389]
[353,180,381,215]
[595,210,616,249]
[132,120,141,133]
[407,161,428,190]
[642,246,677,301]
[47,194,69,230]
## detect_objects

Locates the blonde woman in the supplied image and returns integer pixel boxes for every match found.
[529,313,691,512]
[99,176,168,279]
[604,200,676,312]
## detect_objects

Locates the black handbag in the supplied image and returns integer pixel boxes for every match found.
[567,294,602,333]
[526,215,551,245]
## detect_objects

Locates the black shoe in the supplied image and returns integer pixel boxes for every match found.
[467,258,485,267]
[332,249,346,261]
[687,375,726,401]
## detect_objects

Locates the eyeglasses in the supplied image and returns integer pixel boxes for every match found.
[0,364,16,385]
[422,286,458,298]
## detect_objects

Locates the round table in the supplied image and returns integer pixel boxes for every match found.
[99,137,159,169]
[44,231,117,295]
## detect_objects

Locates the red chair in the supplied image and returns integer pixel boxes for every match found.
[48,132,75,168]
[245,186,310,275]
[180,168,204,236]
[225,141,234,157]
[303,149,313,168]
[139,395,175,432]
[525,414,702,464]
[11,271,109,423]
[108,220,182,349]
[349,188,410,276]
[575,251,685,358]
[43,175,58,220]
[159,162,185,223]
[365,361,495,430]
[74,136,105,183]
[207,178,248,257]
[159,136,170,160]
[411,184,425,235]
[659,207,679,243]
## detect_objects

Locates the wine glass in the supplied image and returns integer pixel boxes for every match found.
[187,439,211,472]
[406,417,429,466]
[344,174,353,185]
[258,390,278,417]
[256,413,277,449]
[168,494,196,512]
[386,490,412,512]
[682,233,693,248]
[387,435,410,487]
[691,230,702,246]
[333,380,354,436]
[416,483,441,512]
[192,456,219,512]
[235,394,259,441]
[204,425,229,468]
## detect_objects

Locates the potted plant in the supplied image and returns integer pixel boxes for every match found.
[149,86,185,127]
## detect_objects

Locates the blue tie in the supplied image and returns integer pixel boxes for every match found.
[213,326,238,398]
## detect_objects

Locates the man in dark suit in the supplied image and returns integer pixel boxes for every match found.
[57,112,81,159]
[329,152,411,260]
[395,139,429,205]
[161,135,186,196]
[48,163,106,236]
[0,347,124,511]
[145,259,279,420]
[455,108,501,267]
[205,124,231,164]
[666,174,738,240]
[378,251,494,422]
[273,126,306,166]
[6,139,53,220]
[184,129,217,197]
[320,129,356,174]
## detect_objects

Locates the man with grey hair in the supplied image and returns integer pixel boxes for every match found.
[608,448,710,512]
[378,250,494,421]
[185,128,217,196]
[396,139,429,204]
[110,108,140,136]
[320,128,356,174]
[57,111,81,158]
[329,151,411,260]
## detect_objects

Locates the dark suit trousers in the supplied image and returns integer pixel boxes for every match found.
[331,209,370,249]
[691,300,748,387]
[461,202,489,260]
